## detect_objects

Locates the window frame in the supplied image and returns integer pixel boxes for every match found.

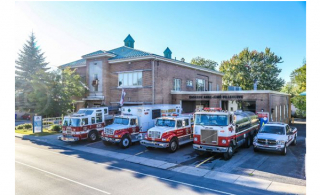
[186,80,193,87]
[118,71,143,87]
[196,78,206,91]
[174,78,181,91]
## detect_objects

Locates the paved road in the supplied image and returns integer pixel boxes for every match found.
[86,124,306,186]
[15,138,282,195]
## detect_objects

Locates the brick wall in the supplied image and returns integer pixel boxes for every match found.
[154,60,223,104]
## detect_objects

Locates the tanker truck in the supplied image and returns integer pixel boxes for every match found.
[192,108,260,160]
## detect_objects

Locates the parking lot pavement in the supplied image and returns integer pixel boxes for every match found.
[87,123,306,186]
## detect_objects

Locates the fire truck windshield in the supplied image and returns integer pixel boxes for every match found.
[195,114,228,126]
[156,119,175,127]
[71,118,81,127]
[63,118,70,126]
[113,117,129,125]
[77,109,94,116]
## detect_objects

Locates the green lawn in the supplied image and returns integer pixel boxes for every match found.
[15,128,60,136]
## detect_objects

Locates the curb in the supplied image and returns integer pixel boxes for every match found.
[15,135,306,194]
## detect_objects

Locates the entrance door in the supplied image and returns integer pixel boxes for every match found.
[221,101,228,111]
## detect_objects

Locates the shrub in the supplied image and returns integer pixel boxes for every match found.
[23,123,32,129]
[43,121,54,126]
[16,125,24,130]
[50,125,61,132]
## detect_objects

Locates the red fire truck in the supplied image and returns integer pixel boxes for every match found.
[192,108,260,160]
[101,104,182,149]
[58,107,113,142]
[140,114,193,153]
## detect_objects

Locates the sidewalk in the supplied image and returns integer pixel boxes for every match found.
[15,133,306,194]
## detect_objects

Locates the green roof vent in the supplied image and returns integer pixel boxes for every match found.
[164,47,172,59]
[124,34,135,48]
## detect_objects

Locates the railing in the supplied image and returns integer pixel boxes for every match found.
[42,117,62,129]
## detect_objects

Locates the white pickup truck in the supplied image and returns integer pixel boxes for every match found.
[253,122,297,155]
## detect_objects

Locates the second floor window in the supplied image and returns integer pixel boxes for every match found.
[118,71,142,87]
[196,79,205,91]
[174,79,181,91]
[186,80,193,87]
[208,82,212,91]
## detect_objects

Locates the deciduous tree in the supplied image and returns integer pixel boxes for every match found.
[190,56,218,71]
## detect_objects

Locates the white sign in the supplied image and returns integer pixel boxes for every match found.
[33,116,43,133]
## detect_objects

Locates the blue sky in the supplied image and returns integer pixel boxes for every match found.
[15,1,306,82]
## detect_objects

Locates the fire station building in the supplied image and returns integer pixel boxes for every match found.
[59,34,291,123]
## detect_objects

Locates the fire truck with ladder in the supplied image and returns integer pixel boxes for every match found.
[101,104,182,149]
[140,113,194,153]
[192,108,260,160]
[58,107,113,142]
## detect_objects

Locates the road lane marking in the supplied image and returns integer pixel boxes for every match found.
[195,155,215,168]
[134,150,148,156]
[15,161,111,195]
[16,143,235,195]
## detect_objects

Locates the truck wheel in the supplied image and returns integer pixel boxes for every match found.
[292,136,297,146]
[281,144,287,155]
[88,131,98,142]
[120,135,131,149]
[223,144,234,160]
[102,140,111,146]
[168,138,179,153]
[244,135,251,148]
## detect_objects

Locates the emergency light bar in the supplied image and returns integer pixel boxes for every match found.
[203,107,222,112]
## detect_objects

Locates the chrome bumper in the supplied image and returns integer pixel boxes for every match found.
[140,140,169,148]
[101,136,121,143]
[193,144,228,153]
[253,142,285,151]
[58,135,80,142]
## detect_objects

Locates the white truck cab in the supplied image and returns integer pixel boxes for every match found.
[140,114,194,153]
[253,122,298,155]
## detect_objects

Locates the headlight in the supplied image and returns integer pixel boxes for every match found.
[194,137,198,142]
[162,138,166,141]
[277,140,285,145]
[222,140,226,144]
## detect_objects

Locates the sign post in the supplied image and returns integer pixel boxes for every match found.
[33,115,43,133]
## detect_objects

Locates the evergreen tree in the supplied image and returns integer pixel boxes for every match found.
[15,32,49,111]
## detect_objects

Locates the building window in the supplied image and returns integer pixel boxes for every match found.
[174,78,181,91]
[186,80,193,87]
[217,84,220,91]
[275,106,278,122]
[209,82,212,91]
[196,79,205,91]
[118,71,142,87]
[280,105,282,121]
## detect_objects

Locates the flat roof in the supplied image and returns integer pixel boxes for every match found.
[171,90,290,96]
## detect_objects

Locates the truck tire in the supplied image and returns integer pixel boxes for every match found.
[292,136,297,146]
[223,143,234,160]
[88,131,98,142]
[168,137,179,153]
[103,140,111,146]
[244,135,251,148]
[281,144,287,155]
[120,134,131,149]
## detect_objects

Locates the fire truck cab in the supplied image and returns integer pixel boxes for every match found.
[140,114,193,153]
[58,107,113,142]
[193,108,260,160]
[101,104,182,149]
